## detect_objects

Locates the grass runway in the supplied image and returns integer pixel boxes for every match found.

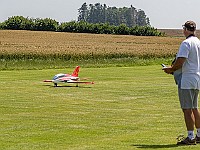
[0,66,200,150]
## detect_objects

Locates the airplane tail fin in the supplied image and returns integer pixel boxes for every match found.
[72,66,80,77]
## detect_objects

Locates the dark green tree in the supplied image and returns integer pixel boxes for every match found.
[106,7,120,26]
[78,2,88,22]
[125,5,137,27]
[33,18,58,31]
[115,24,129,35]
[136,9,149,26]
[2,16,33,30]
[78,3,150,27]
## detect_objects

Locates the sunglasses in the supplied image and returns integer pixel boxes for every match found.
[182,25,186,30]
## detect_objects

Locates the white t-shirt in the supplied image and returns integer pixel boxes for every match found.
[177,36,200,89]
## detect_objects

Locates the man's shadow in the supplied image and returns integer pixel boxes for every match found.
[132,144,179,149]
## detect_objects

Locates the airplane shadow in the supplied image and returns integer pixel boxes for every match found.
[43,85,92,88]
[132,144,179,149]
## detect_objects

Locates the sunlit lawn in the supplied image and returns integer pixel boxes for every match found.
[0,66,199,150]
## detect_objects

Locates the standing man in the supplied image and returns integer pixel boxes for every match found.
[163,21,200,145]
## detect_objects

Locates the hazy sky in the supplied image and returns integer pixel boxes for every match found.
[1,0,200,29]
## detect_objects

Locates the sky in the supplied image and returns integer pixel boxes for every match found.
[1,0,200,29]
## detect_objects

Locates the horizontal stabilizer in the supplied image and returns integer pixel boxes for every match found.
[67,81,94,84]
[43,80,53,82]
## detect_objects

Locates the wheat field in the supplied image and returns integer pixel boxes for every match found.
[0,30,183,59]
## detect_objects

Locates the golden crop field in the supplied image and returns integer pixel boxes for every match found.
[0,30,184,60]
[159,29,200,37]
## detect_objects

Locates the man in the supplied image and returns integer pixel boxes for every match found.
[163,21,200,145]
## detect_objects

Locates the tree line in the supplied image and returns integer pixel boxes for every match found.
[78,3,150,27]
[0,16,164,36]
[0,16,58,31]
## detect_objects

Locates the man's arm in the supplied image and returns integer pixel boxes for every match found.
[162,57,186,74]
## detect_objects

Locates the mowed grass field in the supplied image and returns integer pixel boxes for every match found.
[1,30,200,149]
[2,66,200,150]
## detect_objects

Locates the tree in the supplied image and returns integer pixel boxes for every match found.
[106,7,120,26]
[102,4,107,23]
[136,9,148,26]
[78,3,150,27]
[2,16,33,30]
[33,18,58,31]
[78,2,88,22]
[125,5,137,27]
[115,24,129,35]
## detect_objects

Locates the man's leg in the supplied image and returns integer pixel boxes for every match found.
[177,108,196,145]
[183,109,195,131]
[192,109,200,128]
[193,109,200,143]
[177,89,196,144]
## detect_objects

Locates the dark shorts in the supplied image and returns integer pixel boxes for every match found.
[178,88,199,109]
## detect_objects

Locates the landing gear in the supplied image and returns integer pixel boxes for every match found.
[76,83,78,87]
[54,83,58,87]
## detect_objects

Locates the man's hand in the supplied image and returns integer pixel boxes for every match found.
[162,67,174,74]
[162,57,186,75]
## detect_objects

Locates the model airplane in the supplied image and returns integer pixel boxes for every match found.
[43,66,94,87]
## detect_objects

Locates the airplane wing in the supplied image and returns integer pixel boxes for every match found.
[67,80,94,84]
[43,79,94,85]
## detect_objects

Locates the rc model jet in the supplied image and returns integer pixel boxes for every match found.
[43,66,94,87]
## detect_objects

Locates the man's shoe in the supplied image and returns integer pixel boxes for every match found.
[196,135,200,144]
[177,137,196,145]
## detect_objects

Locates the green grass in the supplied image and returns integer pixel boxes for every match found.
[0,57,173,70]
[0,66,200,150]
